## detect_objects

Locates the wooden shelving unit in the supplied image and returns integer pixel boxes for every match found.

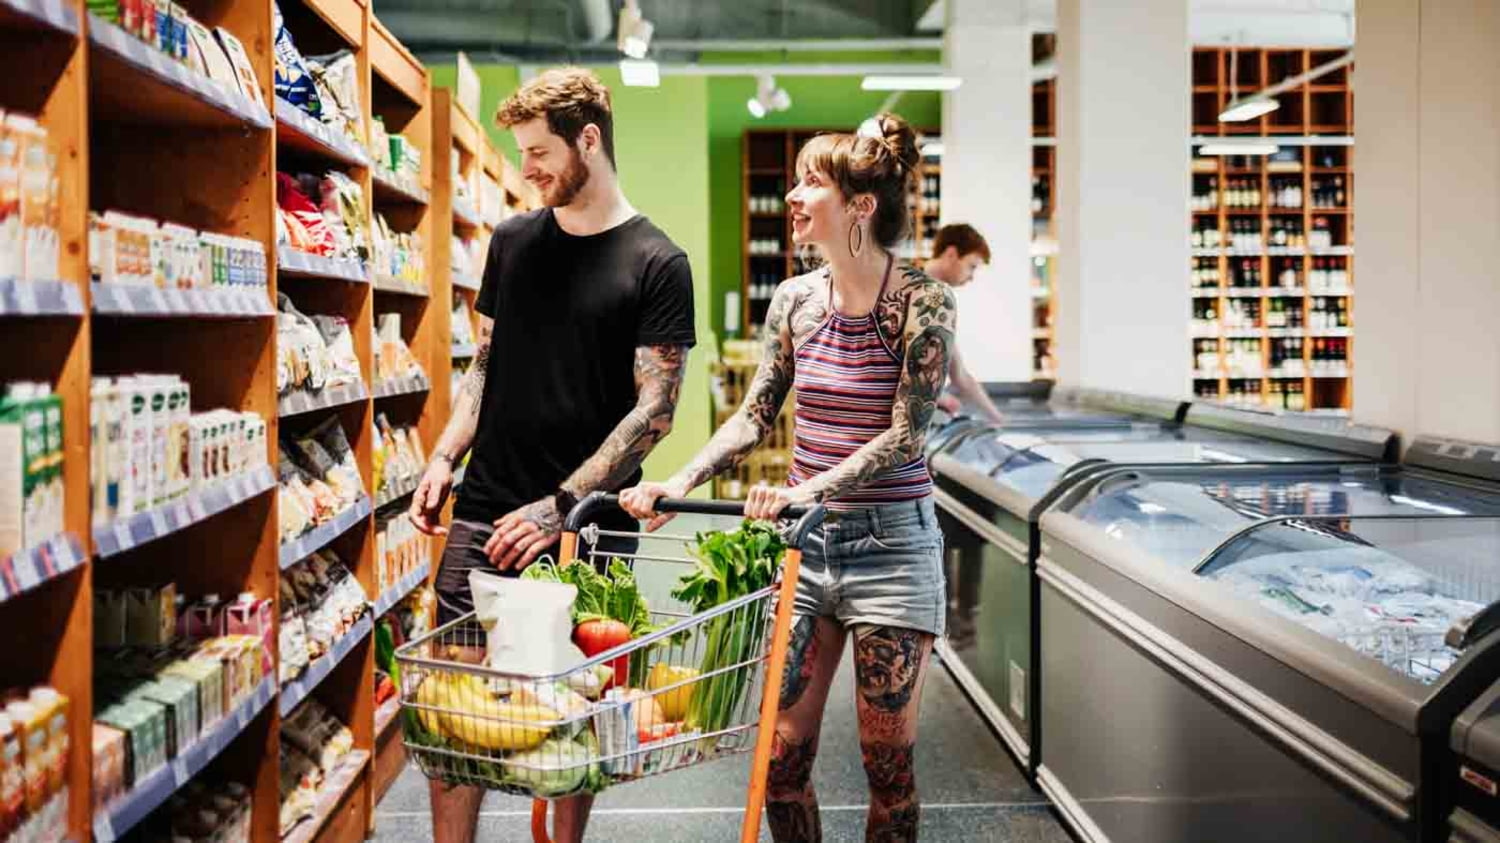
[1032,74,1057,380]
[0,1,455,840]
[1188,47,1354,413]
[739,127,939,338]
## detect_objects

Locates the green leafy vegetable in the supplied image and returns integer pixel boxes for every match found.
[524,558,660,686]
[671,520,787,734]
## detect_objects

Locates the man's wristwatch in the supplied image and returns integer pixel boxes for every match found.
[553,488,580,518]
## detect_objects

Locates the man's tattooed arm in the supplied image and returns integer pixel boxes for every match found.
[794,281,956,504]
[560,343,688,498]
[429,315,493,467]
[665,281,800,494]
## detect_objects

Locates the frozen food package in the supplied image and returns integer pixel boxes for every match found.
[470,569,586,676]
[272,2,321,117]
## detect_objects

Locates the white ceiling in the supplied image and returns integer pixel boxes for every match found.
[918,0,1356,47]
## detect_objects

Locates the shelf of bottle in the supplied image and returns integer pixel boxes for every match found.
[1191,246,1353,258]
[1193,287,1334,299]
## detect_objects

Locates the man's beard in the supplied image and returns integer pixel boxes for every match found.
[542,148,590,208]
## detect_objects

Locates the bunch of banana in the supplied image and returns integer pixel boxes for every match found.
[413,672,561,752]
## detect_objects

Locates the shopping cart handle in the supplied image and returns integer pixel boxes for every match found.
[564,491,826,548]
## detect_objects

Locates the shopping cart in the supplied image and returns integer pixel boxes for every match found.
[396,491,825,843]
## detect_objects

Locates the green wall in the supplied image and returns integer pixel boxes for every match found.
[428,65,714,486]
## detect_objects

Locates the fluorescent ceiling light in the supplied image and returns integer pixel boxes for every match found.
[619,59,659,87]
[1219,97,1280,122]
[861,75,963,91]
[1197,141,1279,157]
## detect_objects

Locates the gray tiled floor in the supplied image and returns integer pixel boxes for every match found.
[375,515,1071,841]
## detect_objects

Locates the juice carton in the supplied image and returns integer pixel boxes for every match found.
[0,111,21,281]
[26,688,66,799]
[0,390,24,556]
[3,698,47,818]
[0,713,21,836]
[117,377,151,516]
[168,379,189,500]
[124,583,176,647]
[181,593,224,640]
[225,593,274,676]
[145,376,171,507]
[41,390,62,540]
[94,588,128,649]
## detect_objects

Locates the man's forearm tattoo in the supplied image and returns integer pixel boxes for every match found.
[562,344,686,495]
[462,320,493,405]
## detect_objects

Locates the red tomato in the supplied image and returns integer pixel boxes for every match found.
[639,722,681,744]
[573,619,632,690]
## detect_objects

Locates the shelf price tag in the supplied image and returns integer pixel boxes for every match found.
[13,280,37,314]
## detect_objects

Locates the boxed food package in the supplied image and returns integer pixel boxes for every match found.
[13,115,58,283]
[27,688,67,798]
[133,677,199,758]
[162,656,225,728]
[95,589,129,649]
[226,593,275,676]
[118,376,152,516]
[214,27,264,103]
[90,723,126,811]
[125,583,178,647]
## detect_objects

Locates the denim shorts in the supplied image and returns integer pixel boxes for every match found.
[792,496,947,636]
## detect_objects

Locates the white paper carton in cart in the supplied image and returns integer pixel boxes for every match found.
[468,569,586,676]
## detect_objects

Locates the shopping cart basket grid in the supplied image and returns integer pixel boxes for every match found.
[396,492,824,843]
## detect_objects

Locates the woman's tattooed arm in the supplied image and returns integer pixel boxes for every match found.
[666,279,805,494]
[793,280,956,504]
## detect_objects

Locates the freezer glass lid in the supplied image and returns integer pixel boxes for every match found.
[1199,517,1500,684]
[1064,465,1500,568]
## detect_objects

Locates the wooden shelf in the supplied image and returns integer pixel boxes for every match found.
[94,465,277,559]
[373,167,430,206]
[283,750,371,843]
[275,97,371,168]
[372,371,430,400]
[0,0,75,34]
[92,284,275,319]
[92,677,277,843]
[0,532,84,605]
[452,273,481,292]
[374,476,419,510]
[374,563,430,616]
[280,616,374,716]
[280,495,374,570]
[454,200,482,229]
[279,380,370,418]
[0,278,83,316]
[372,275,429,297]
[88,16,272,130]
[278,247,372,284]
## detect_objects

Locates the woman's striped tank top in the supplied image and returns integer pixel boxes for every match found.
[788,266,933,510]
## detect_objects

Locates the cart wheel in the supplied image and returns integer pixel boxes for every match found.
[531,799,552,843]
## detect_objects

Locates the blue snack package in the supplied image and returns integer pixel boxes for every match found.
[272,1,322,118]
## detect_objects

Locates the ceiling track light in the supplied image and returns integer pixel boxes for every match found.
[617,0,653,60]
[747,74,791,118]
[1218,49,1352,123]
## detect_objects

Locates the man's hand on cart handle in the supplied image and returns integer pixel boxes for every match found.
[409,459,454,536]
[743,483,815,521]
[485,497,563,570]
[619,480,689,532]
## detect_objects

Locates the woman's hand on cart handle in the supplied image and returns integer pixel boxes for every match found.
[743,483,815,522]
[409,459,454,536]
[619,480,689,532]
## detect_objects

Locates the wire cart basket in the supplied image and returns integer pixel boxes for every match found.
[396,492,825,843]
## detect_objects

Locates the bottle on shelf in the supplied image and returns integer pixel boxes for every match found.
[1310,217,1334,250]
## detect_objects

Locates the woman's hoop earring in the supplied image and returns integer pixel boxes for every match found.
[848,221,865,257]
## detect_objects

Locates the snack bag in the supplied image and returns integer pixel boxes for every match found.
[470,570,586,676]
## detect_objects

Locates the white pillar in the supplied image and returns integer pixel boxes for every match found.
[941,0,1033,382]
[1055,0,1190,397]
[1355,0,1500,444]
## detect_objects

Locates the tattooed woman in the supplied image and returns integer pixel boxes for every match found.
[621,113,955,843]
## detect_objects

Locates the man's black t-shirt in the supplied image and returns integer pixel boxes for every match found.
[454,209,696,523]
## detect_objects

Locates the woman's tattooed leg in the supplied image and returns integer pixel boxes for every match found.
[766,615,846,843]
[852,625,934,843]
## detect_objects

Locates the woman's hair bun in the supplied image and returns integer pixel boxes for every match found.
[874,112,920,176]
